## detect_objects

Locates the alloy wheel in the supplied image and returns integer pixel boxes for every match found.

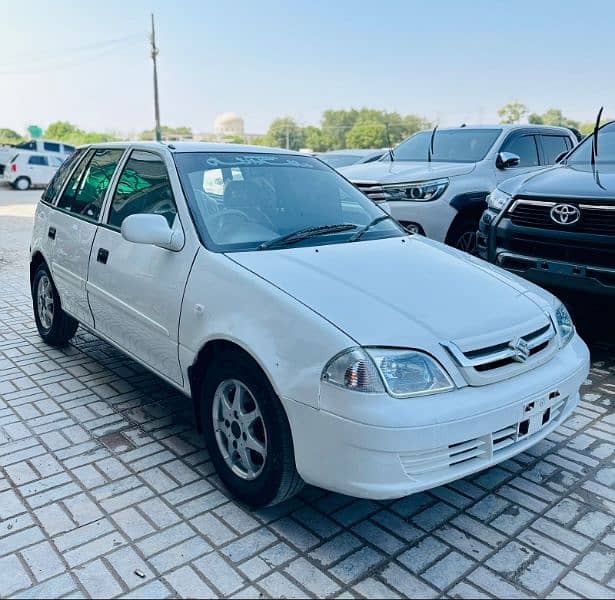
[37,274,54,330]
[212,379,267,480]
[456,231,478,255]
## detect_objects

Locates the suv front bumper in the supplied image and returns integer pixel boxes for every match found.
[478,210,615,296]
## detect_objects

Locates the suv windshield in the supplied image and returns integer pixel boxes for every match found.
[393,128,501,163]
[566,121,615,164]
[174,152,404,252]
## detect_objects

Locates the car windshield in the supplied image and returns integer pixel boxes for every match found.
[393,128,501,162]
[566,121,615,165]
[318,154,363,168]
[174,152,404,252]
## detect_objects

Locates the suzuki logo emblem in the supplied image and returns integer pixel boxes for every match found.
[550,203,580,225]
[509,337,530,363]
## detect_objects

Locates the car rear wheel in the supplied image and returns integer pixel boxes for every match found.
[200,350,303,507]
[14,177,31,191]
[32,263,79,345]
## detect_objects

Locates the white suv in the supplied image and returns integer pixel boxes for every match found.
[341,125,577,253]
[30,142,589,507]
[4,151,66,190]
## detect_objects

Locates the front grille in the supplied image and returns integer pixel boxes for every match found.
[399,394,568,480]
[508,199,615,235]
[443,321,556,385]
[354,182,386,201]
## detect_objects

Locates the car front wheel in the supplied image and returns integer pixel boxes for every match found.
[32,263,79,345]
[200,350,303,507]
[449,218,480,255]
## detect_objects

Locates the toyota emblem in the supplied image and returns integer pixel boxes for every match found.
[550,203,580,225]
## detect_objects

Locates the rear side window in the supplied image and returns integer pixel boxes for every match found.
[107,151,177,228]
[42,148,86,204]
[16,141,36,151]
[28,155,48,166]
[501,135,539,167]
[57,148,124,221]
[541,135,571,164]
[43,142,61,153]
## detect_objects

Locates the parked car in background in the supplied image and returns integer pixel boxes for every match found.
[478,120,615,297]
[30,142,588,507]
[315,148,385,169]
[341,125,577,254]
[3,151,65,190]
[0,139,74,175]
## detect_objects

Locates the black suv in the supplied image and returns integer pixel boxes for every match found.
[478,122,615,297]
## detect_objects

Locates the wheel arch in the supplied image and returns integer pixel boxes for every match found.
[30,251,49,287]
[445,191,490,244]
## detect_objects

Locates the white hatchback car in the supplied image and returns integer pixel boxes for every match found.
[4,151,65,190]
[30,142,590,507]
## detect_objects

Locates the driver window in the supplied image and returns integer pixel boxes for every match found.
[500,135,539,167]
[108,151,177,229]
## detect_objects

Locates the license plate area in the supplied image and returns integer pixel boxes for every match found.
[518,390,560,439]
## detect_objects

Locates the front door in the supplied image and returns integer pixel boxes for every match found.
[49,147,125,327]
[495,133,544,186]
[86,150,197,385]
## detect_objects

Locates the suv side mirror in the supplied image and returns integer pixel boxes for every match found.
[121,214,184,251]
[554,151,567,164]
[496,152,521,169]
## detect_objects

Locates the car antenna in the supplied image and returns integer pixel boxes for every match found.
[385,124,395,161]
[427,125,438,163]
[591,106,606,190]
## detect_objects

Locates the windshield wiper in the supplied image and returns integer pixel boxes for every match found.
[257,223,357,250]
[350,215,396,242]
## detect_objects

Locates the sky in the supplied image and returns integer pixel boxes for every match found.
[0,0,613,136]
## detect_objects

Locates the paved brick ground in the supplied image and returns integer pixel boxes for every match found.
[1,187,614,598]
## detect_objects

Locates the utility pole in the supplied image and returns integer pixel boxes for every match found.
[150,14,162,142]
[285,120,290,150]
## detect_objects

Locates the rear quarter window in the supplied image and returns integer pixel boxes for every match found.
[41,148,87,205]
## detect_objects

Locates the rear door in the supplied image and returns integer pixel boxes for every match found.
[27,155,50,185]
[87,149,197,384]
[538,134,574,165]
[49,147,125,326]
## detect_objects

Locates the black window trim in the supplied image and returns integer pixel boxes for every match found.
[537,134,573,166]
[101,147,180,233]
[48,146,128,225]
[498,130,541,169]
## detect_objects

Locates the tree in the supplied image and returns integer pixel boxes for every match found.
[346,121,388,148]
[497,102,528,124]
[528,108,580,129]
[44,121,118,145]
[138,125,192,140]
[259,118,305,151]
[0,128,24,145]
[302,126,333,152]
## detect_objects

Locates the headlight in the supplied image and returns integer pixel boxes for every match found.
[555,303,575,346]
[322,347,454,398]
[381,178,448,202]
[486,188,512,212]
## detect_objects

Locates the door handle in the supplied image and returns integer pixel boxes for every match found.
[48,227,56,240]
[97,248,109,264]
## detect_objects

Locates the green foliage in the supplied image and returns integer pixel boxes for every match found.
[258,117,305,151]
[346,121,388,149]
[224,135,245,144]
[138,125,192,141]
[44,121,118,145]
[302,126,333,152]
[0,128,24,145]
[498,102,528,124]
[528,108,580,130]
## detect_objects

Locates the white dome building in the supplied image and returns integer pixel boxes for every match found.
[214,112,245,137]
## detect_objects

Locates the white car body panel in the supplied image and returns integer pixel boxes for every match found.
[29,141,590,501]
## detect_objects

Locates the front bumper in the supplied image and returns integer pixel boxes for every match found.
[478,211,615,296]
[385,199,457,243]
[284,335,589,499]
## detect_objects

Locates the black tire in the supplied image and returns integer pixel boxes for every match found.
[31,263,79,346]
[448,218,480,255]
[200,350,303,507]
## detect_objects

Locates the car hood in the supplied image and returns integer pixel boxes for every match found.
[340,160,476,184]
[227,236,552,351]
[500,163,615,201]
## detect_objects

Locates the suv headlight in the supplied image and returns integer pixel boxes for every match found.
[381,178,448,202]
[555,303,575,346]
[322,347,454,398]
[487,188,512,212]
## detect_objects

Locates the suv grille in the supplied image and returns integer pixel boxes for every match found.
[354,182,386,202]
[508,199,615,235]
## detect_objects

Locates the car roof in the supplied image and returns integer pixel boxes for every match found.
[318,149,385,156]
[420,124,574,134]
[78,141,304,155]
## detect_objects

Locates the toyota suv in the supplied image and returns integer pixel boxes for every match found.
[30,142,588,507]
[479,120,615,297]
[341,125,577,253]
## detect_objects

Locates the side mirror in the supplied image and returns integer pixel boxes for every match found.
[496,152,521,169]
[554,151,567,164]
[121,214,184,251]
